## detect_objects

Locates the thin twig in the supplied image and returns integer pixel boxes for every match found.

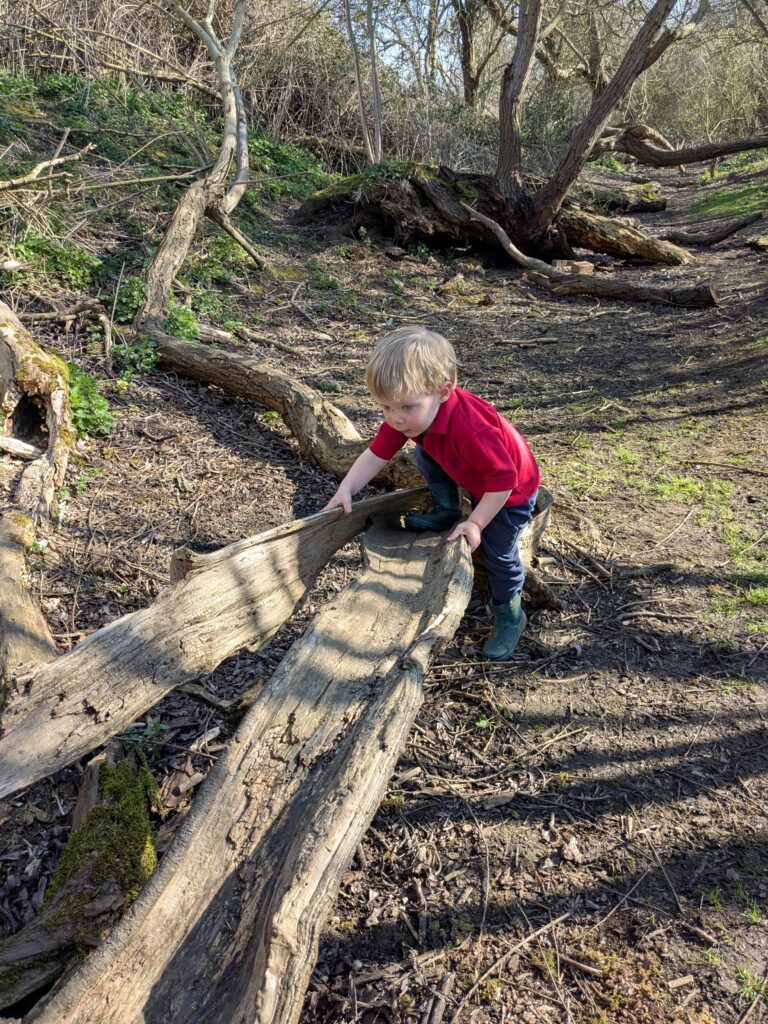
[448,913,570,1022]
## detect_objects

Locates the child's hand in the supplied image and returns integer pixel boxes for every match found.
[323,487,353,514]
[447,519,482,552]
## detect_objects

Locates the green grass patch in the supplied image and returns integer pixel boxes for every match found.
[692,179,768,217]
[698,152,768,182]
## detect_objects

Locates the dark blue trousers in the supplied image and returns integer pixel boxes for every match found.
[413,447,537,604]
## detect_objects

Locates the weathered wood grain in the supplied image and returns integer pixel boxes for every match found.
[0,490,423,800]
[25,522,473,1024]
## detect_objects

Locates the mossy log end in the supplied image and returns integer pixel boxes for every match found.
[573,179,666,214]
[297,166,683,266]
[0,749,156,1011]
[23,523,474,1024]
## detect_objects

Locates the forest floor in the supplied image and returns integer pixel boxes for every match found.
[2,161,767,1023]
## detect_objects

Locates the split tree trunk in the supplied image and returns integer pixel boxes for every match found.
[0,303,71,689]
[0,491,423,800]
[24,523,474,1024]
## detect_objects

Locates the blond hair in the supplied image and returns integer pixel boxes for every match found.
[365,327,457,401]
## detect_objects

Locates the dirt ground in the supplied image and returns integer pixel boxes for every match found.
[1,166,767,1022]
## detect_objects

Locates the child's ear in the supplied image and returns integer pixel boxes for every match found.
[438,381,453,403]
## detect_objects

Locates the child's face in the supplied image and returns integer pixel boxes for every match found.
[378,383,452,438]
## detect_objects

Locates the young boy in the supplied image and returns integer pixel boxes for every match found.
[323,326,540,660]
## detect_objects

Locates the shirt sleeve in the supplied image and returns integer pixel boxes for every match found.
[369,421,408,461]
[461,427,519,493]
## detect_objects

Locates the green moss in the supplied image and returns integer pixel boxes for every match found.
[379,795,405,815]
[0,950,63,996]
[46,760,157,905]
[307,173,365,204]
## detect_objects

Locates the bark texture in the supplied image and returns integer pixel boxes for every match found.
[0,303,70,688]
[24,523,474,1024]
[559,210,691,265]
[0,491,423,800]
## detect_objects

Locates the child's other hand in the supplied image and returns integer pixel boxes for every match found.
[323,488,353,514]
[447,520,482,552]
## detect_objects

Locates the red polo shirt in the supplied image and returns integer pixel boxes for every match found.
[369,386,540,505]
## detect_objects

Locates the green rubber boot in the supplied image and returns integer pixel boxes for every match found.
[483,594,527,660]
[405,482,461,532]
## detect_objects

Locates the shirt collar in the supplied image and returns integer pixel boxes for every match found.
[426,386,459,435]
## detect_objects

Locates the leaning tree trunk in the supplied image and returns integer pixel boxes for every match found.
[526,0,676,244]
[0,303,71,690]
[135,1,254,334]
[22,523,473,1024]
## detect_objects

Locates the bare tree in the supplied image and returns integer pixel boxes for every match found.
[343,0,384,163]
[135,0,261,334]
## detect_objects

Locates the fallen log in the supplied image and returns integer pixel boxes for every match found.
[0,491,422,800]
[150,332,419,488]
[546,274,718,307]
[661,211,763,246]
[23,522,474,1024]
[574,179,666,213]
[460,204,718,308]
[559,209,691,265]
[594,123,768,168]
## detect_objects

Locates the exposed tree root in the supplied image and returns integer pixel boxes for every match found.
[662,211,764,246]
[297,167,686,266]
[461,205,717,307]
